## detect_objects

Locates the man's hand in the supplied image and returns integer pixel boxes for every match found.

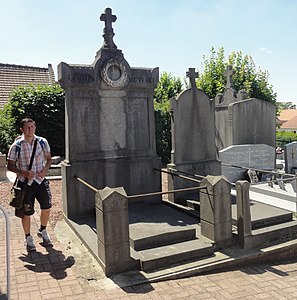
[23,170,35,180]
[36,170,47,178]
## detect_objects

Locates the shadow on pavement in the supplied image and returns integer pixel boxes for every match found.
[19,243,75,279]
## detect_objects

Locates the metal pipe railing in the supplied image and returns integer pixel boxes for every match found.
[0,205,10,300]
[74,175,99,192]
[221,162,295,177]
[127,185,207,199]
[167,167,206,180]
[74,176,210,198]
[154,168,202,183]
[221,162,297,188]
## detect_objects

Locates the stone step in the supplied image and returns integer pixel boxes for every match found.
[230,195,294,230]
[250,211,293,230]
[51,156,63,165]
[130,228,197,251]
[186,200,200,211]
[251,219,297,248]
[162,200,200,219]
[137,239,214,272]
[186,196,293,230]
[250,184,296,202]
[47,165,61,176]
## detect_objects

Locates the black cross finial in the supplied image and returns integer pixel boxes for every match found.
[224,65,235,88]
[100,8,117,49]
[186,68,198,88]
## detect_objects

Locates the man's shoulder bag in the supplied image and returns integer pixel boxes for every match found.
[9,139,38,209]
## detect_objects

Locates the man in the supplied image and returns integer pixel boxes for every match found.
[7,118,52,252]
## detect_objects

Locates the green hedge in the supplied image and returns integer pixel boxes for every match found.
[0,84,65,156]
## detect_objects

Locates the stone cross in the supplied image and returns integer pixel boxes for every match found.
[224,65,235,88]
[186,68,198,88]
[100,7,117,49]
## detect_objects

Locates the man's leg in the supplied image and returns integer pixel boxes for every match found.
[38,208,51,244]
[20,183,36,252]
[22,215,36,252]
[36,179,52,244]
[22,215,31,234]
[40,208,50,227]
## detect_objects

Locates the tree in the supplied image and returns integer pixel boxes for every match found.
[276,131,297,147]
[0,106,14,154]
[196,47,277,104]
[0,84,65,156]
[154,72,183,165]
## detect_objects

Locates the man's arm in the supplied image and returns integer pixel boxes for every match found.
[36,152,52,178]
[7,160,34,180]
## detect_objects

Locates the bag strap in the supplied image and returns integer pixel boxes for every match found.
[28,139,38,171]
[12,138,38,187]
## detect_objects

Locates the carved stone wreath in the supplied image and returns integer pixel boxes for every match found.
[101,59,129,87]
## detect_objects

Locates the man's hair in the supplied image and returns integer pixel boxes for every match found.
[20,118,36,129]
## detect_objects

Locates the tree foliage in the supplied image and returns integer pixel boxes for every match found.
[196,47,277,104]
[276,131,297,147]
[154,72,183,165]
[0,84,65,156]
[0,106,14,154]
[153,48,277,164]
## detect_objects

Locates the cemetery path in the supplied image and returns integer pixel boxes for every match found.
[2,179,297,299]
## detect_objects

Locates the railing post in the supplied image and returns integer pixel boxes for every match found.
[236,180,252,248]
[95,187,137,276]
[0,154,7,180]
[167,164,176,202]
[0,205,10,300]
[199,175,233,249]
[295,174,297,213]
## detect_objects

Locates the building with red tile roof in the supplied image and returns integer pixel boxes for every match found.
[278,109,297,132]
[0,63,55,109]
[279,109,297,123]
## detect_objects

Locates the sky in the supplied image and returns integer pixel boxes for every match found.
[1,0,296,103]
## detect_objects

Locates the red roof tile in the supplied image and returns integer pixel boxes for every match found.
[278,109,297,122]
[280,116,297,129]
[0,63,56,109]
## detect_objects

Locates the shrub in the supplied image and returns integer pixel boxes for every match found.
[2,84,65,156]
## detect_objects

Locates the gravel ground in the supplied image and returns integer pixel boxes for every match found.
[0,179,63,228]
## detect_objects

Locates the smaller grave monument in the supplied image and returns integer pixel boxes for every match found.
[167,68,221,202]
[215,65,276,151]
[284,142,297,174]
[220,144,275,183]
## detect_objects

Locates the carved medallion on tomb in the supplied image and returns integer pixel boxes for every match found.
[101,58,129,87]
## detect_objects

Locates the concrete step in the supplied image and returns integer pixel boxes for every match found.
[186,200,200,211]
[250,211,293,230]
[250,184,296,203]
[251,219,297,248]
[137,239,214,272]
[130,228,197,251]
[231,186,297,212]
[47,165,61,176]
[231,196,294,230]
[185,195,293,230]
[162,200,200,219]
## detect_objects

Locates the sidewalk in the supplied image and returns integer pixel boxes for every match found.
[2,211,297,300]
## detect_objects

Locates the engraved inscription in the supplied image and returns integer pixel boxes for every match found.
[129,77,155,84]
[69,72,94,83]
